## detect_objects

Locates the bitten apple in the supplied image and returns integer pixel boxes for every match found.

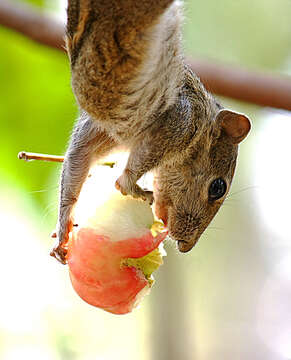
[67,193,167,314]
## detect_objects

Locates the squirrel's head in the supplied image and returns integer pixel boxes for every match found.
[154,109,251,252]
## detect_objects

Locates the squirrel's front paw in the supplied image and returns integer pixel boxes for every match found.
[50,242,68,265]
[50,220,73,264]
[115,173,154,204]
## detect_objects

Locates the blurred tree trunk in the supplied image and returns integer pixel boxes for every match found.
[149,245,194,360]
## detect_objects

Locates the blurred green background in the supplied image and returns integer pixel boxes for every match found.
[0,0,291,359]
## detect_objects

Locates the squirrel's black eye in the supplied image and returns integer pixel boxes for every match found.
[208,178,227,201]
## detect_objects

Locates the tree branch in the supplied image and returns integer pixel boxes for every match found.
[0,0,64,51]
[189,59,291,111]
[1,0,291,111]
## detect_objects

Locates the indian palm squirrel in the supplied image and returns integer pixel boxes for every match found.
[51,0,251,264]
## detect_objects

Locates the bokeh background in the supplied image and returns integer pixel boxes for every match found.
[0,0,291,359]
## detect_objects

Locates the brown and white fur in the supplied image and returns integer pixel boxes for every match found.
[51,0,251,263]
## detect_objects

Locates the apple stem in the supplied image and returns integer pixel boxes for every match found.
[18,151,115,168]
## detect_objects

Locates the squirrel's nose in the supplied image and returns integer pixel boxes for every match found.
[177,240,195,252]
[177,229,199,253]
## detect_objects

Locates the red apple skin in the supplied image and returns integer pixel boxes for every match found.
[67,227,167,314]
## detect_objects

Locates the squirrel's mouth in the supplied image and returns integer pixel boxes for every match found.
[171,229,200,253]
[177,239,197,252]
[154,203,200,253]
[153,201,168,227]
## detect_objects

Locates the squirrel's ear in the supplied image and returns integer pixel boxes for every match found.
[216,109,251,144]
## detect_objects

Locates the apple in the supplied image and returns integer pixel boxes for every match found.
[67,193,167,314]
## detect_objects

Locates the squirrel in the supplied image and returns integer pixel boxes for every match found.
[51,0,251,264]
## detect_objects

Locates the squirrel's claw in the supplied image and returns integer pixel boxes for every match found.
[141,190,154,205]
[50,219,73,264]
[115,175,154,205]
[50,244,67,265]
